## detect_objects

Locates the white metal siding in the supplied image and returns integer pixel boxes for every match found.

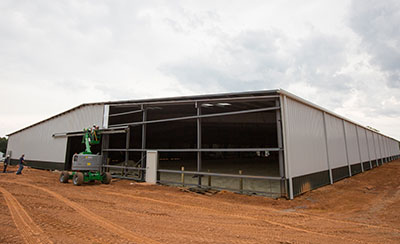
[344,122,361,164]
[393,140,396,156]
[356,126,369,162]
[7,104,104,163]
[325,114,347,168]
[285,97,328,177]
[378,135,384,159]
[382,137,386,158]
[373,134,381,159]
[366,130,377,160]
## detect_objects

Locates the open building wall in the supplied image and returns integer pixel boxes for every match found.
[103,92,284,197]
[7,104,104,169]
[280,91,400,199]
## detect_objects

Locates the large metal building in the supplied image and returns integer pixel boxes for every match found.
[6,89,400,199]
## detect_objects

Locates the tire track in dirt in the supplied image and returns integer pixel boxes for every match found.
[1,181,160,244]
[0,186,53,244]
[27,184,258,244]
[91,200,280,244]
[143,187,400,233]
[116,185,400,233]
[103,191,371,244]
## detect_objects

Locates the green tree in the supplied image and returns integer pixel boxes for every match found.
[0,137,7,154]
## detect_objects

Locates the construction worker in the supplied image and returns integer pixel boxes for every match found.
[16,154,25,175]
[2,155,9,173]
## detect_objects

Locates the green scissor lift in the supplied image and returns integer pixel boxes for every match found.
[59,126,111,186]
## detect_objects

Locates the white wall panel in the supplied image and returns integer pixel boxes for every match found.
[285,98,328,177]
[7,104,104,163]
[373,133,379,159]
[381,137,386,158]
[344,122,361,164]
[378,135,384,159]
[373,133,381,159]
[366,130,377,160]
[382,137,386,157]
[391,139,395,156]
[325,114,347,168]
[356,126,369,162]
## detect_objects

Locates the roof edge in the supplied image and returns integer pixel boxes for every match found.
[7,102,104,137]
[277,88,399,142]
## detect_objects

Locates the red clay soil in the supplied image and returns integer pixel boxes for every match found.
[0,160,399,244]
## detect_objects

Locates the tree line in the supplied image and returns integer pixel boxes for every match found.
[0,137,7,154]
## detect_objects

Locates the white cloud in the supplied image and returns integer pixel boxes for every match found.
[0,0,399,141]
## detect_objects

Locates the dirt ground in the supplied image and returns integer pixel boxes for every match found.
[0,160,399,244]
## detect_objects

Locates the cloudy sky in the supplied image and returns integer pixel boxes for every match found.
[1,0,399,140]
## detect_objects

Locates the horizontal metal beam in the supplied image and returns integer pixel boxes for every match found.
[110,95,280,107]
[109,106,280,128]
[102,148,282,152]
[102,165,146,171]
[158,169,283,180]
[52,126,128,138]
[110,175,143,180]
[157,180,281,195]
[109,109,143,117]
[103,148,146,152]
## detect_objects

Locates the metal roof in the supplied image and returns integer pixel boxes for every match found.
[6,89,279,136]
[6,102,104,136]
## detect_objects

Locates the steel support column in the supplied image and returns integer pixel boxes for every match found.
[125,127,130,176]
[141,105,147,181]
[101,134,109,172]
[275,99,285,197]
[196,102,202,186]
